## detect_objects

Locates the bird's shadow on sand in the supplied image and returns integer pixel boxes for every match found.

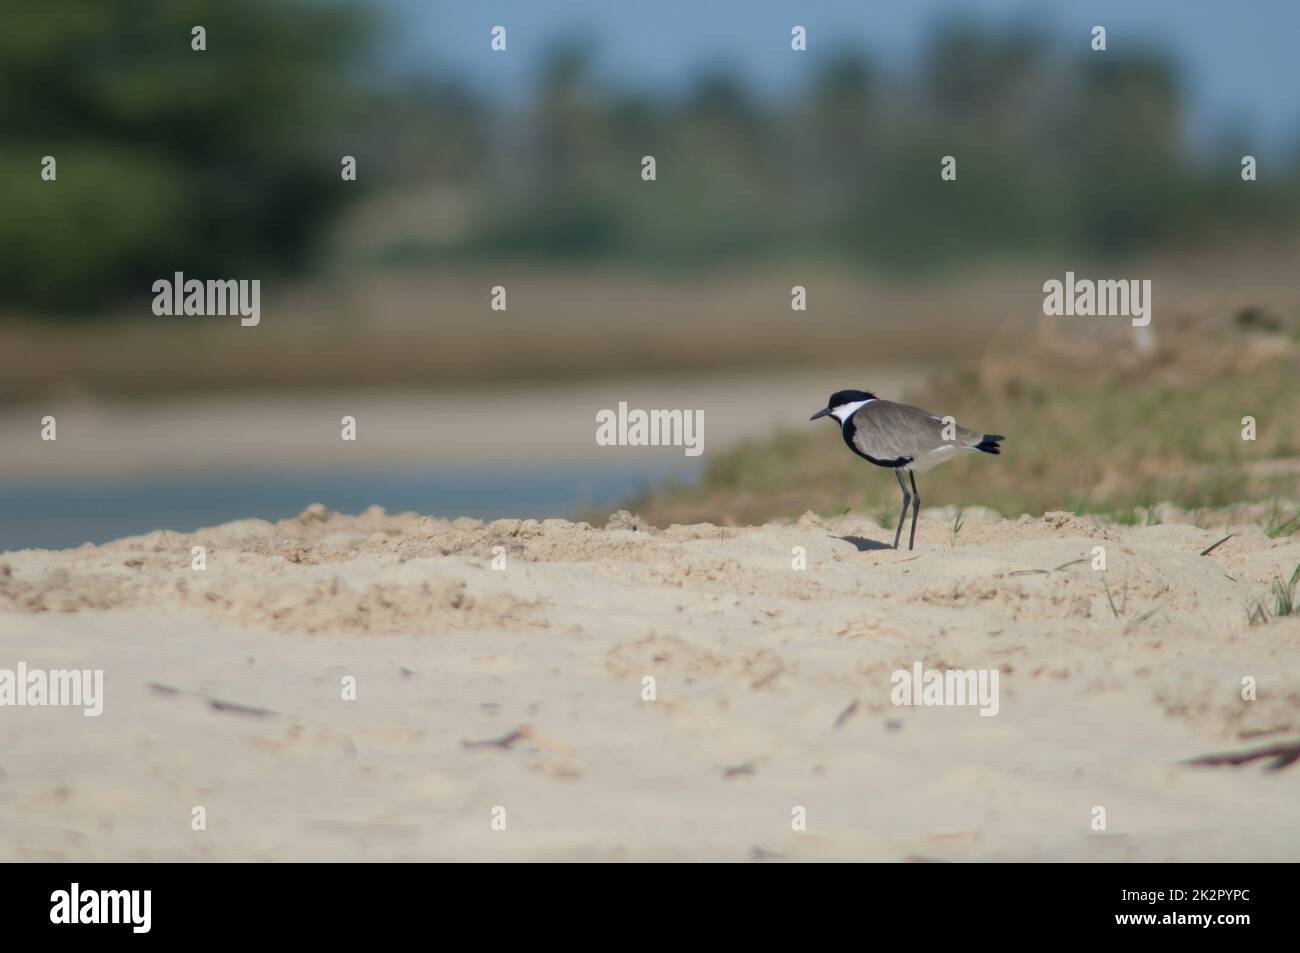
[833,534,893,552]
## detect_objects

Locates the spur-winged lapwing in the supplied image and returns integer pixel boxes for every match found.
[810,390,1005,550]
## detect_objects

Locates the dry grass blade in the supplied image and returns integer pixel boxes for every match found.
[1102,576,1120,618]
[1122,603,1164,635]
[1052,557,1089,572]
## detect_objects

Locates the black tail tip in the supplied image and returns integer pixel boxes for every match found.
[976,435,1005,455]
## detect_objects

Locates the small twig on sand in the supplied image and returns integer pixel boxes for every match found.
[149,681,274,717]
[461,724,573,753]
[207,697,275,717]
[1185,740,1300,772]
[462,727,529,749]
[1200,534,1234,557]
[833,700,859,730]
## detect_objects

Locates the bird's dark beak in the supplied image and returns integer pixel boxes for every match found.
[810,407,831,421]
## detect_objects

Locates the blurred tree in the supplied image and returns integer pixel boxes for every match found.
[805,52,878,176]
[0,0,374,313]
[473,41,625,257]
[4,7,1296,306]
[1064,53,1189,253]
[356,76,486,186]
[799,53,878,242]
[921,20,1047,130]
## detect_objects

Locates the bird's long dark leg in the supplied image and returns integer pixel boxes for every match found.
[892,468,910,550]
[908,470,921,551]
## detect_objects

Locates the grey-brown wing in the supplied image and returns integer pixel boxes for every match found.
[849,400,981,460]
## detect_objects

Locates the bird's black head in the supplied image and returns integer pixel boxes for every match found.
[810,389,876,421]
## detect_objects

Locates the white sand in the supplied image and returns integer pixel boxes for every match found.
[2,505,1298,861]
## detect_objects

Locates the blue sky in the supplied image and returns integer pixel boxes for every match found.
[381,0,1300,154]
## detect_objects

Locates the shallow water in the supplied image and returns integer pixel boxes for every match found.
[0,463,697,551]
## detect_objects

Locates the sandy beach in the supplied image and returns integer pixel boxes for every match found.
[2,504,1298,861]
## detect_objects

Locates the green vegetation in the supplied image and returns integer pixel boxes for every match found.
[1264,498,1300,538]
[1249,564,1300,624]
[630,314,1300,526]
[1276,565,1300,616]
[0,0,374,311]
[6,13,1300,315]
[403,25,1300,273]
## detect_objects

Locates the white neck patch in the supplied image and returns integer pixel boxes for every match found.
[831,398,874,423]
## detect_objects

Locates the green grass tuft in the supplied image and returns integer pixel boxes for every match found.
[1264,498,1300,538]
[1249,563,1300,623]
